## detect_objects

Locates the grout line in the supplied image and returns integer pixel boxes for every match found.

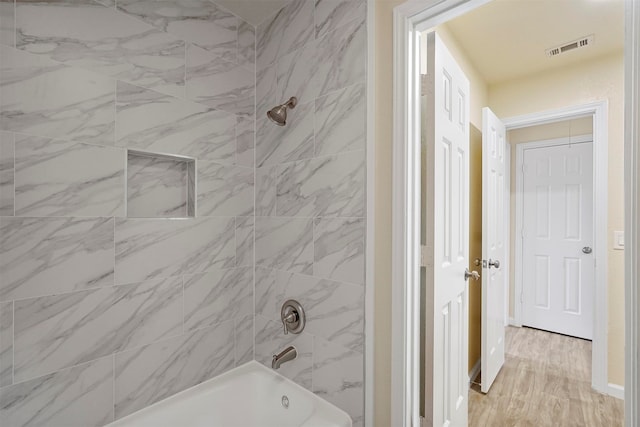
[12,132,15,218]
[9,354,114,389]
[11,300,14,387]
[112,353,116,422]
[183,40,188,100]
[12,0,15,49]
[181,276,185,335]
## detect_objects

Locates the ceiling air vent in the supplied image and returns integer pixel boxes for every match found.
[545,35,594,58]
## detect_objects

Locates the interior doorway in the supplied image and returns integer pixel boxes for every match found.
[390,0,638,425]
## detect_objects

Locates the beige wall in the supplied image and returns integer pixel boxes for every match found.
[374,1,403,426]
[490,52,625,386]
[468,125,483,373]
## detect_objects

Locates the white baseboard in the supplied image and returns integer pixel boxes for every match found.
[468,358,481,385]
[607,383,625,400]
[508,317,521,327]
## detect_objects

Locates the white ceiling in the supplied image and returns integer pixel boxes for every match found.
[214,0,291,26]
[443,0,624,85]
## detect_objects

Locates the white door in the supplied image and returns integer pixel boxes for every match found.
[521,142,594,340]
[480,108,507,393]
[421,32,470,427]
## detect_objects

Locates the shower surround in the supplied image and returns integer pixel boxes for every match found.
[0,0,367,426]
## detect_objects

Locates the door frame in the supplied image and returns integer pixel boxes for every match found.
[510,107,607,395]
[391,1,640,426]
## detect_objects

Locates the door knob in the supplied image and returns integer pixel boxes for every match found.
[465,268,480,281]
[582,246,592,254]
[488,259,500,269]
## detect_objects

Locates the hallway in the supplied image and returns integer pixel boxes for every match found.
[469,326,624,426]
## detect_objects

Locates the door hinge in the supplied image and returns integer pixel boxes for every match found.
[521,228,525,238]
[521,163,526,172]
[419,416,426,427]
[420,245,427,267]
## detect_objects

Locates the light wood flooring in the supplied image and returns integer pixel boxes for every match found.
[469,326,624,427]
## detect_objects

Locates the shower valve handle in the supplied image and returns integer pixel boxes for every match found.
[280,300,306,335]
[281,310,297,335]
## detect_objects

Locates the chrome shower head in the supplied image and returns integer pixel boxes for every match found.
[267,97,297,126]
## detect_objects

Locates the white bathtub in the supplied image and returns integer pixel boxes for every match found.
[107,361,352,427]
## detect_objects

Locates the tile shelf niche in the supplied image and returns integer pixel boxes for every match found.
[126,150,196,218]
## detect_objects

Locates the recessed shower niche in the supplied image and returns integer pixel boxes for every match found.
[126,150,196,218]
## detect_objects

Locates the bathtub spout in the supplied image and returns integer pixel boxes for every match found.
[272,346,297,369]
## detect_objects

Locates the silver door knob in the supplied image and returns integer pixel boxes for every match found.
[465,268,480,281]
[582,246,592,254]
[488,259,500,269]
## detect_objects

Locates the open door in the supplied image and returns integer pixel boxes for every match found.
[421,32,470,426]
[480,107,508,393]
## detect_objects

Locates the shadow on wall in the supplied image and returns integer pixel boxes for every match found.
[468,124,483,375]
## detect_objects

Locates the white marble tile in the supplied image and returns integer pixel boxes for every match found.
[256,63,276,120]
[0,217,114,302]
[314,15,365,97]
[256,100,314,167]
[255,217,313,274]
[255,267,277,321]
[186,44,255,117]
[313,337,364,427]
[0,301,12,387]
[116,81,236,164]
[15,0,186,97]
[0,46,115,147]
[276,42,319,105]
[276,150,365,217]
[315,0,366,39]
[236,115,254,167]
[114,217,235,285]
[115,321,235,419]
[14,134,125,217]
[270,270,364,352]
[315,82,366,156]
[0,130,13,216]
[0,357,114,427]
[0,0,14,47]
[255,165,276,216]
[238,19,255,70]
[235,216,254,267]
[13,277,182,383]
[235,314,253,366]
[117,0,237,62]
[256,0,313,71]
[254,315,312,390]
[314,217,364,285]
[197,161,254,217]
[184,267,252,332]
[127,152,191,218]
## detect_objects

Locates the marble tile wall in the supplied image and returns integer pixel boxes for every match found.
[1,0,369,425]
[254,1,367,426]
[0,0,257,425]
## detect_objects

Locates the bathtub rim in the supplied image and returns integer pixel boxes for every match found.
[106,360,352,427]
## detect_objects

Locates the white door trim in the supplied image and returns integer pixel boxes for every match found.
[506,102,608,394]
[392,1,639,426]
[391,2,491,425]
[624,0,640,422]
